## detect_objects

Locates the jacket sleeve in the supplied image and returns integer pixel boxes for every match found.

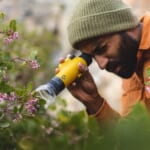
[89,99,120,123]
[89,73,143,122]
[121,75,143,116]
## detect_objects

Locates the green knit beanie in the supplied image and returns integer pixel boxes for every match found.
[67,0,139,49]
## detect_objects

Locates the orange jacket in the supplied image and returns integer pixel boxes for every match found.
[93,12,150,122]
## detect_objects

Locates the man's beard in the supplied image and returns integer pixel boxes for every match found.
[106,33,140,78]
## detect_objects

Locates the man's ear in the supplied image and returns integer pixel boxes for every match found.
[126,23,142,40]
[126,27,137,36]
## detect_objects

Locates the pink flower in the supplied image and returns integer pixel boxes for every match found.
[25,98,38,114]
[4,38,13,45]
[0,93,8,101]
[13,113,22,122]
[9,32,19,40]
[3,32,19,45]
[29,60,40,69]
[8,92,17,101]
[146,86,150,93]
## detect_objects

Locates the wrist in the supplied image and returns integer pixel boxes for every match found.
[84,96,104,115]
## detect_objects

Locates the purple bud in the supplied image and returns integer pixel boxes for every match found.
[0,93,8,101]
[8,92,17,101]
[4,38,12,45]
[29,60,40,69]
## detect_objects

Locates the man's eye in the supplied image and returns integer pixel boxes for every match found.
[93,45,107,55]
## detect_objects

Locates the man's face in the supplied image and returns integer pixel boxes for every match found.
[79,32,140,78]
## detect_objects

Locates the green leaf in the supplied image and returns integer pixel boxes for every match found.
[9,19,16,31]
[57,110,70,123]
[129,103,148,116]
[29,50,38,59]
[4,52,11,61]
[26,82,33,92]
[0,122,10,128]
[0,81,13,93]
[19,137,34,150]
[146,67,150,78]
[48,104,56,111]
[13,106,18,113]
[15,86,29,98]
[38,99,46,106]
[0,112,4,120]
[19,104,24,113]
[0,12,5,20]
[57,97,67,107]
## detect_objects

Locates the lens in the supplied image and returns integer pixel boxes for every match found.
[35,84,56,108]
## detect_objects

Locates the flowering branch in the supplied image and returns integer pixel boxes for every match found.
[12,57,40,69]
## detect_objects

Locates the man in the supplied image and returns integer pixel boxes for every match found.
[60,0,150,122]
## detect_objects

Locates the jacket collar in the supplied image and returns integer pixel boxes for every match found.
[139,12,150,50]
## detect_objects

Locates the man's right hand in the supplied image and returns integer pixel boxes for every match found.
[56,58,104,114]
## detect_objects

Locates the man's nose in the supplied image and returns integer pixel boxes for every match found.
[94,55,109,70]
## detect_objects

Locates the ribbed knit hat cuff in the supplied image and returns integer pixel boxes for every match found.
[68,8,139,49]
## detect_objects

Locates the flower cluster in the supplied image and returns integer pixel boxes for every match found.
[29,60,40,69]
[25,98,38,115]
[12,58,40,70]
[9,92,17,101]
[4,31,19,45]
[0,92,40,122]
[0,92,17,102]
[0,93,7,102]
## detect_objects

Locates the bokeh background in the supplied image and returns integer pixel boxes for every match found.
[0,0,150,113]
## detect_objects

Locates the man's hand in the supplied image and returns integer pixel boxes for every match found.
[56,57,104,114]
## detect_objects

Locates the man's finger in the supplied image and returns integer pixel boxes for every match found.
[78,62,88,73]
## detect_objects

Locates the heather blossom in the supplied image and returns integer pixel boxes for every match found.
[9,32,19,40]
[4,31,19,45]
[12,58,40,69]
[13,113,23,123]
[0,92,17,102]
[8,92,17,101]
[0,93,8,102]
[4,37,13,45]
[29,60,40,69]
[25,98,38,115]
